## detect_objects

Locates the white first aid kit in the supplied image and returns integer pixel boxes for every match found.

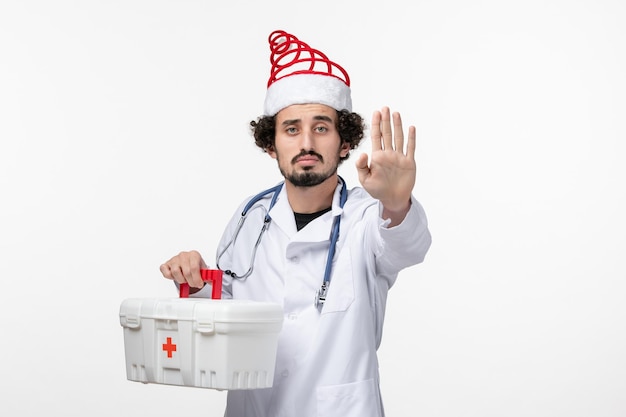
[120,269,284,390]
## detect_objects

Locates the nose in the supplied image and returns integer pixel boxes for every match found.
[300,129,314,151]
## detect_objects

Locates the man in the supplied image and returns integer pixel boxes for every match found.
[160,29,431,417]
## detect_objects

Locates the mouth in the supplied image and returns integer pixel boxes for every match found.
[292,151,323,167]
[296,155,319,163]
[295,156,320,169]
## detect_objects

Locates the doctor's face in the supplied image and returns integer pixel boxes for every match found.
[269,104,350,187]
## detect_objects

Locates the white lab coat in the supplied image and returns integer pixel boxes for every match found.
[193,181,431,417]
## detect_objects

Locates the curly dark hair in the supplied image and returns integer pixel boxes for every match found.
[249,109,366,162]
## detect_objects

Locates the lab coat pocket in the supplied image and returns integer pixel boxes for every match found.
[320,250,354,314]
[316,378,381,417]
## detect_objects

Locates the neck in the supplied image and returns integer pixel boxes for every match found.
[284,174,338,214]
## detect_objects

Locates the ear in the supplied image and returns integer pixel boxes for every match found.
[266,145,277,159]
[339,142,350,158]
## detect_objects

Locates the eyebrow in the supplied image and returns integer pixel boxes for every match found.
[280,115,334,126]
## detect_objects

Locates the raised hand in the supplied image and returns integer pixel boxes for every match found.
[355,106,416,226]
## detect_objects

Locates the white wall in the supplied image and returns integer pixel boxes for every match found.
[1,1,625,416]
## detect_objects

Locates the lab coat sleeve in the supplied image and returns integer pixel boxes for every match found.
[376,194,432,273]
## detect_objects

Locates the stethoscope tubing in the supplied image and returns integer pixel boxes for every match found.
[216,177,347,307]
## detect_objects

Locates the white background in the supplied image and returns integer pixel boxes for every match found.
[1,1,625,416]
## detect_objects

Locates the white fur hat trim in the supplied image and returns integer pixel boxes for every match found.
[263,73,352,116]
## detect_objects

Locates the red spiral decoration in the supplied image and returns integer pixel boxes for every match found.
[266,30,350,88]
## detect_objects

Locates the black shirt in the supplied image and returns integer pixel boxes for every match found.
[293,207,332,231]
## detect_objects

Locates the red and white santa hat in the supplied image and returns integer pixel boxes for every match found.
[263,30,352,116]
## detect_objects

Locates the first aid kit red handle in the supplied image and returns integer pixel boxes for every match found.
[179,269,223,299]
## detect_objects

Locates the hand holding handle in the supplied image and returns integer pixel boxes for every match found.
[179,269,223,299]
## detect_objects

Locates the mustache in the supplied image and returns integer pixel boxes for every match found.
[291,150,324,164]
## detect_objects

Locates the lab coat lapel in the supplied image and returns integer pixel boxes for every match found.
[266,185,297,237]
[267,181,345,244]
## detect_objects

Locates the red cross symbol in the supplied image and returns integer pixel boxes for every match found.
[162,337,177,358]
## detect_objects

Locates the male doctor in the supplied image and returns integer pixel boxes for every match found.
[160,30,432,417]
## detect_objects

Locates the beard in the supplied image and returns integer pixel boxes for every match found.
[283,170,334,187]
[277,150,339,187]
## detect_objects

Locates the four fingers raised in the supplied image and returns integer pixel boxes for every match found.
[371,106,416,154]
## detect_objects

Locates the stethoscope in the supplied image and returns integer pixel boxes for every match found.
[216,176,348,309]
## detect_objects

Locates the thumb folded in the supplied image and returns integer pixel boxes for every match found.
[355,153,369,172]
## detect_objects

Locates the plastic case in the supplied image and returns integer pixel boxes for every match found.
[119,270,283,390]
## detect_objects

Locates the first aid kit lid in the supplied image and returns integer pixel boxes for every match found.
[119,298,284,326]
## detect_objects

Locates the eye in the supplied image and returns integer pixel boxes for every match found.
[285,126,298,134]
[314,126,328,133]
